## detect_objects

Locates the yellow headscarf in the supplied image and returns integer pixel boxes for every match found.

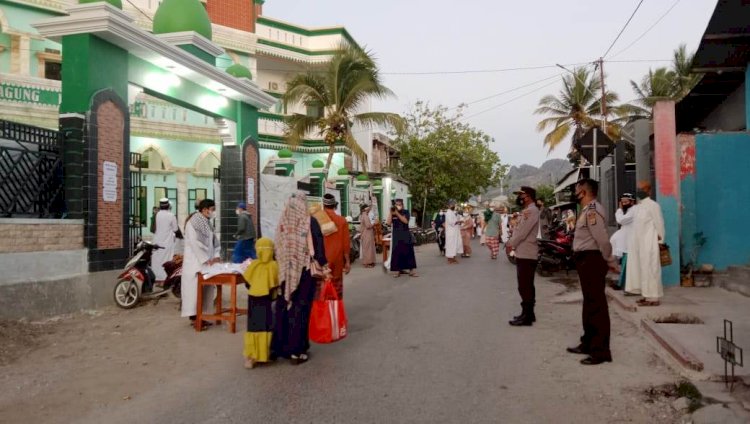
[242,237,279,297]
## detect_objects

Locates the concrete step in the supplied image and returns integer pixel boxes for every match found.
[715,273,750,297]
[727,265,750,282]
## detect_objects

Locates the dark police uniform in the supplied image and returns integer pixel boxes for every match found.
[572,200,615,361]
[507,202,539,325]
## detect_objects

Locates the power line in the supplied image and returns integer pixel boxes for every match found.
[380,62,590,76]
[123,0,153,21]
[602,0,646,58]
[450,73,562,110]
[462,79,561,121]
[610,0,683,59]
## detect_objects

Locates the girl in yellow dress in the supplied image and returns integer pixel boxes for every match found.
[242,237,279,369]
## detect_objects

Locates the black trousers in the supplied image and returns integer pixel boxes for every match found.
[516,258,537,315]
[575,251,611,358]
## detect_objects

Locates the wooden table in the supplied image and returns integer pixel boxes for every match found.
[195,273,247,333]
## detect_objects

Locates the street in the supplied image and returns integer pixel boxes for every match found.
[1,240,684,423]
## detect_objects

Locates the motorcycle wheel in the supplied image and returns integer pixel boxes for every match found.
[113,279,140,309]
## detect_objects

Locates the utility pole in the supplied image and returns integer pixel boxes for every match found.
[594,57,606,181]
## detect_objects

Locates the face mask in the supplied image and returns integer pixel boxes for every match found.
[636,190,648,200]
[622,204,632,213]
[210,211,217,219]
[235,209,241,216]
[515,195,524,206]
[572,191,584,204]
[439,212,445,216]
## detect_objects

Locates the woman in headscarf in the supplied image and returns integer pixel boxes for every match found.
[460,211,474,258]
[359,203,376,268]
[242,237,279,369]
[272,192,330,365]
[389,199,418,277]
[181,199,220,330]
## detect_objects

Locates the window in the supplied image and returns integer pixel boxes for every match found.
[140,148,166,171]
[306,104,323,119]
[154,187,178,220]
[196,152,220,174]
[188,188,208,212]
[44,61,62,81]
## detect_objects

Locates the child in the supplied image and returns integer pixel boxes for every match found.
[242,237,279,369]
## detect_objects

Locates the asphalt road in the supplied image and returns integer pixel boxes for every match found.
[2,240,682,424]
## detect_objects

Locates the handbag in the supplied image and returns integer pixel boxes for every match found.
[309,279,348,344]
[659,243,672,267]
[307,231,325,280]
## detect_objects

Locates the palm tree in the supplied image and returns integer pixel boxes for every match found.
[672,43,701,99]
[282,45,403,171]
[620,44,702,122]
[535,67,619,152]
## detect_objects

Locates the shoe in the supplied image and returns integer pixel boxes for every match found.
[566,345,590,355]
[513,313,536,322]
[509,316,533,326]
[580,355,612,365]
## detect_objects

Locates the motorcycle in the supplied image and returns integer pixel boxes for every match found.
[113,241,181,309]
[537,222,575,276]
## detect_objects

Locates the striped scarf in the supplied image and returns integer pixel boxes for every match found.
[188,212,214,249]
[275,192,311,306]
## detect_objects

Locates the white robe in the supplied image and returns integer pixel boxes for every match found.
[151,210,178,281]
[500,214,510,243]
[610,207,635,258]
[180,220,221,317]
[624,198,665,299]
[444,209,464,258]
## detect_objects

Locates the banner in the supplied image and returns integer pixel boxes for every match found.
[349,187,371,221]
[259,174,296,240]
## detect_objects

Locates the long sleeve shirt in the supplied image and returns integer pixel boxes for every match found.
[507,204,539,259]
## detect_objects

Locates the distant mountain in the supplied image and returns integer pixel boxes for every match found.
[483,159,572,198]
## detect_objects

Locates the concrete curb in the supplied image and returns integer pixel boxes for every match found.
[641,318,705,372]
[605,287,638,312]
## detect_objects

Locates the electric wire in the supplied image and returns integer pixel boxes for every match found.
[450,73,563,111]
[122,0,153,22]
[602,0,646,58]
[610,0,682,59]
[461,79,562,121]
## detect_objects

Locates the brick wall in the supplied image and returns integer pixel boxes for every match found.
[0,220,84,253]
[207,0,255,33]
[95,101,124,250]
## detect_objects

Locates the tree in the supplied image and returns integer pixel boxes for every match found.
[534,184,556,207]
[282,45,404,170]
[391,102,507,222]
[535,67,619,153]
[619,44,702,122]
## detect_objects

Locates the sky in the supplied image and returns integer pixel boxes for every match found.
[265,0,718,167]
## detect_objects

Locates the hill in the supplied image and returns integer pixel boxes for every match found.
[483,159,572,199]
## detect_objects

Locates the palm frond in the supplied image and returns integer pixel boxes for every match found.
[353,112,405,133]
[284,113,320,147]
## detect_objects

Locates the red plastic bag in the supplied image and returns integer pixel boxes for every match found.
[309,280,348,344]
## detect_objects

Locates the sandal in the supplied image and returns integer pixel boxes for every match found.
[636,299,660,307]
[244,358,255,369]
[392,273,401,278]
[290,353,309,365]
[408,271,419,277]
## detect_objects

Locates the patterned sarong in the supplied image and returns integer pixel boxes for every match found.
[485,236,500,257]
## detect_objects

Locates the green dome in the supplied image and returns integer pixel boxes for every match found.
[226,63,252,79]
[356,174,369,181]
[152,0,213,41]
[278,148,293,159]
[311,159,325,169]
[337,168,349,176]
[79,0,122,9]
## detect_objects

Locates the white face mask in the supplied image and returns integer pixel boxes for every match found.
[210,211,217,219]
[439,212,445,216]
[235,209,241,216]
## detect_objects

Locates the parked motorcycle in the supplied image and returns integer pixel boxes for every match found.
[537,222,575,276]
[113,241,181,308]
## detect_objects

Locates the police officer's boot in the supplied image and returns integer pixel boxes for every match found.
[509,306,534,326]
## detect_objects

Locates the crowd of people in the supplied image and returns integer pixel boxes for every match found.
[147,177,665,369]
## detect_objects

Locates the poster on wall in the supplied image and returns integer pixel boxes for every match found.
[324,187,341,215]
[349,187,371,221]
[102,161,117,202]
[259,174,295,240]
[247,177,255,205]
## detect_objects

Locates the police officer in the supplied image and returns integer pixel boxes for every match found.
[567,178,618,365]
[506,186,540,326]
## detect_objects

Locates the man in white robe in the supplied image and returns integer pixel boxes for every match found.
[625,182,665,306]
[610,193,636,289]
[181,199,221,324]
[444,201,463,264]
[151,198,179,282]
[499,207,510,243]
